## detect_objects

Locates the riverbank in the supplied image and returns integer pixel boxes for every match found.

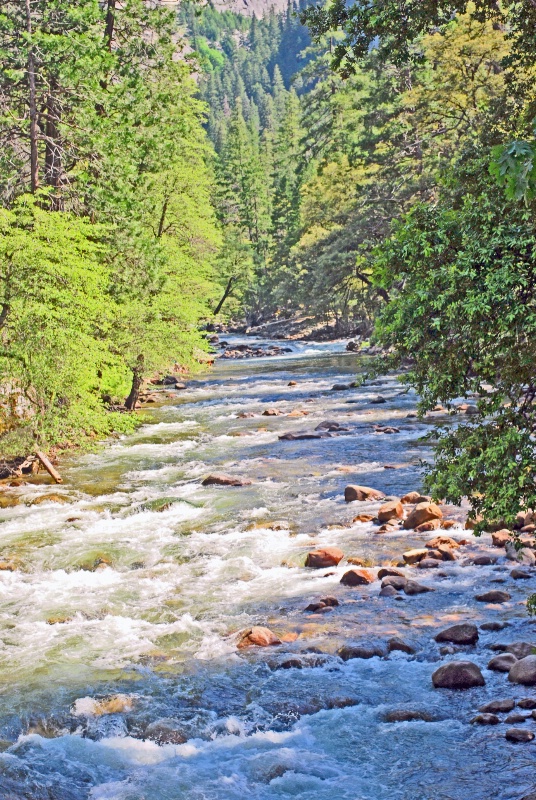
[0,340,535,800]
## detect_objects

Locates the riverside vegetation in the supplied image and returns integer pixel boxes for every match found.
[2,0,536,540]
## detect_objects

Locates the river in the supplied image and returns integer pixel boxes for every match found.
[0,338,535,799]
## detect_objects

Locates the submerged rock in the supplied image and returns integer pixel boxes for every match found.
[435,624,479,646]
[380,585,399,597]
[432,661,485,689]
[202,474,252,487]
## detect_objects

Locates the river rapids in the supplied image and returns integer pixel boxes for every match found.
[0,339,535,799]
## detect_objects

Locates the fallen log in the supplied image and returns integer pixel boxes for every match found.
[35,450,63,484]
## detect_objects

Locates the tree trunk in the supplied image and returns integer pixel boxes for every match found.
[25,0,39,193]
[213,277,235,316]
[45,78,63,209]
[104,0,116,50]
[125,354,144,411]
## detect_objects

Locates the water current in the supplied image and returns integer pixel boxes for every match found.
[0,338,535,799]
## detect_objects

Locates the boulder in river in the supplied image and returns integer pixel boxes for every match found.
[263,408,283,416]
[509,656,536,685]
[472,555,497,566]
[305,547,344,569]
[340,568,375,586]
[403,548,429,565]
[471,713,499,725]
[479,699,515,713]
[435,624,479,646]
[488,653,518,672]
[518,698,536,709]
[387,637,415,654]
[491,529,511,547]
[415,519,441,533]
[511,568,532,579]
[378,567,405,579]
[238,627,281,648]
[370,396,387,404]
[202,474,252,487]
[383,709,434,722]
[404,580,434,595]
[353,514,375,523]
[380,585,399,597]
[338,644,384,660]
[344,485,385,502]
[505,728,535,743]
[401,491,422,504]
[403,502,443,530]
[432,661,485,689]
[377,500,404,523]
[382,576,407,590]
[332,383,350,391]
[475,590,511,603]
[418,558,440,569]
[426,536,460,550]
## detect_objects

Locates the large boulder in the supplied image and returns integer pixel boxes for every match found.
[202,474,252,487]
[345,485,385,503]
[432,661,485,689]
[491,529,511,547]
[338,644,384,660]
[404,581,434,595]
[426,536,460,550]
[378,500,404,524]
[509,655,536,685]
[488,653,518,672]
[479,699,515,713]
[505,728,535,743]
[305,547,344,569]
[403,548,429,565]
[238,626,281,648]
[435,624,479,646]
[401,491,422,504]
[381,576,407,590]
[403,502,443,530]
[340,569,375,586]
[378,567,405,579]
[475,590,511,604]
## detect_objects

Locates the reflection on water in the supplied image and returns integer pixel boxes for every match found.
[0,339,535,799]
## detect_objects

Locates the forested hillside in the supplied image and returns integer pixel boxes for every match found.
[0,0,219,456]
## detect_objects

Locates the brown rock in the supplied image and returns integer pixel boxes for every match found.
[145,720,187,745]
[238,627,281,648]
[505,642,536,659]
[202,474,252,487]
[472,555,497,566]
[379,585,399,597]
[432,661,485,689]
[475,590,511,603]
[505,713,528,724]
[488,653,518,672]
[320,596,339,607]
[426,536,460,550]
[401,492,422,504]
[340,569,375,586]
[505,728,534,743]
[437,545,457,561]
[338,644,384,660]
[383,709,433,722]
[509,655,536,685]
[403,502,443,530]
[378,500,404,524]
[519,698,536,709]
[435,624,479,646]
[381,576,407,590]
[402,548,429,565]
[378,567,405,579]
[441,520,457,530]
[404,580,434,595]
[288,381,297,386]
[511,568,532,579]
[376,524,399,533]
[344,485,385,503]
[415,519,441,533]
[492,529,511,547]
[305,547,344,569]
[352,514,375,523]
[388,637,415,654]
[480,621,508,631]
[0,495,19,509]
[418,558,440,569]
[31,494,68,505]
[347,556,367,566]
[479,699,515,713]
[471,713,499,725]
[262,408,283,416]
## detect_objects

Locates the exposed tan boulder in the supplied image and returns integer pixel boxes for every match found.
[441,520,457,530]
[305,547,344,569]
[401,491,422,504]
[403,548,429,565]
[347,556,367,566]
[378,500,404,523]
[415,519,441,533]
[465,516,483,530]
[340,568,375,586]
[491,529,511,547]
[432,661,485,689]
[238,626,281,648]
[262,408,283,416]
[352,514,375,523]
[403,502,443,530]
[426,536,460,550]
[344,485,385,502]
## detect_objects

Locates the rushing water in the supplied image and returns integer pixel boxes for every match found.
[0,339,535,799]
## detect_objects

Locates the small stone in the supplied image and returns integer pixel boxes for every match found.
[381,576,407,590]
[403,502,443,530]
[509,656,536,685]
[480,621,507,631]
[505,713,528,724]
[320,596,339,607]
[404,581,434,595]
[418,558,440,569]
[472,555,498,566]
[380,585,399,597]
[505,728,534,743]
[344,485,385,503]
[488,653,518,672]
[304,602,326,612]
[238,627,281,648]
[388,637,415,654]
[403,549,429,565]
[370,396,387,404]
[305,547,344,569]
[262,408,283,416]
[519,698,536,709]
[383,709,434,722]
[471,713,499,725]
[511,569,532,579]
[332,383,350,391]
[352,514,375,523]
[340,568,375,586]
[338,644,384,661]
[432,661,485,689]
[378,500,404,524]
[478,699,515,714]
[435,624,479,646]
[202,474,252,487]
[475,590,511,603]
[288,381,297,386]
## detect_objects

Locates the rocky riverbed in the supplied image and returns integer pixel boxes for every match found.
[0,338,536,800]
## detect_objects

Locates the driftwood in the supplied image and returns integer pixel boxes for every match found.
[35,450,63,484]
